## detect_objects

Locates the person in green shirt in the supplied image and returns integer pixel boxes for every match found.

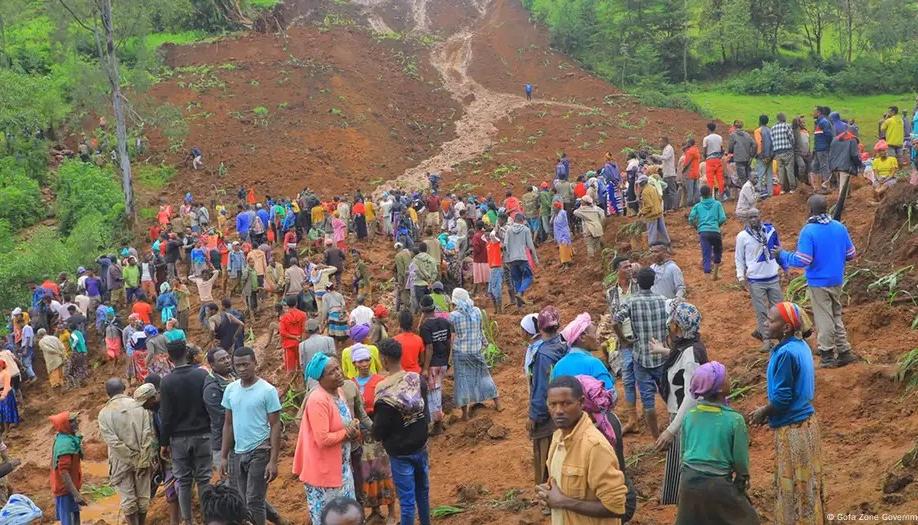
[538,183,553,242]
[675,361,759,524]
[122,257,142,303]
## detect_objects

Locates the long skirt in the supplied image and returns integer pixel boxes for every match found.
[132,351,149,382]
[674,467,760,525]
[148,352,174,378]
[360,440,395,508]
[774,416,826,525]
[660,415,681,504]
[453,351,498,406]
[327,311,349,338]
[472,262,489,285]
[305,441,355,524]
[67,352,90,387]
[354,214,368,240]
[48,367,64,388]
[558,243,573,264]
[0,393,20,425]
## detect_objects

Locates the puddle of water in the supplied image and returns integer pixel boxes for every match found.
[80,460,122,523]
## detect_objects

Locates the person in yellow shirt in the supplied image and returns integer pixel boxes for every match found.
[339,324,382,379]
[637,175,669,247]
[537,376,627,525]
[871,140,899,198]
[364,200,377,238]
[880,106,905,161]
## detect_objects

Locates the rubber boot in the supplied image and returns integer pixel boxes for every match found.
[644,409,660,439]
[620,403,640,434]
[712,263,720,281]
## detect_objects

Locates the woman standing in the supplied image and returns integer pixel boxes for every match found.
[649,302,708,505]
[156,283,178,326]
[294,353,360,524]
[0,361,19,432]
[448,288,501,419]
[550,201,573,268]
[351,347,396,524]
[676,362,759,524]
[145,325,173,378]
[751,302,825,525]
[332,213,347,251]
[320,283,349,344]
[67,326,90,388]
[353,200,368,241]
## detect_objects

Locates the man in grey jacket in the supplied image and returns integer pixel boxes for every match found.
[728,120,757,188]
[828,129,862,214]
[503,213,539,306]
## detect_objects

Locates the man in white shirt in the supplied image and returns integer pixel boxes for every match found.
[735,210,787,351]
[348,295,374,327]
[653,137,678,210]
[702,122,725,199]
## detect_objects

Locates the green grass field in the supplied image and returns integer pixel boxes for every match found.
[687,91,916,141]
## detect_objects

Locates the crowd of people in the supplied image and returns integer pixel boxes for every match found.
[0,100,915,525]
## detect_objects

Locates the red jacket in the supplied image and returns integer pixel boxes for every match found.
[278,308,307,349]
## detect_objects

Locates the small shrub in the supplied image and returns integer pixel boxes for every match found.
[136,164,177,189]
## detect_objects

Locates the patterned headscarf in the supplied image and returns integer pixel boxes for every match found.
[576,375,617,446]
[669,302,702,340]
[538,305,561,331]
[690,361,727,399]
[775,302,803,331]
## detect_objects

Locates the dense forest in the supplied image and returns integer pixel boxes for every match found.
[521,0,918,95]
[0,0,277,317]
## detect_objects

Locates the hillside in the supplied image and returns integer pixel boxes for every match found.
[4,0,918,524]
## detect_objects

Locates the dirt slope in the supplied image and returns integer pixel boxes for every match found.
[6,0,918,524]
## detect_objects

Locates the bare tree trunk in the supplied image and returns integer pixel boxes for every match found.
[99,0,134,224]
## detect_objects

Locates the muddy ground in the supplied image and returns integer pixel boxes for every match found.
[7,0,918,523]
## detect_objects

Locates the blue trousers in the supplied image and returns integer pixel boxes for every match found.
[698,231,723,274]
[508,260,533,295]
[390,449,431,525]
[620,347,636,404]
[633,361,664,409]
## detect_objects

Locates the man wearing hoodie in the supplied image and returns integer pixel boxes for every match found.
[503,213,539,307]
[728,120,758,190]
[828,129,863,201]
[526,306,567,485]
[735,210,787,352]
[688,185,727,279]
[754,114,774,199]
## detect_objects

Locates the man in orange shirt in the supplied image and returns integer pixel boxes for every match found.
[503,191,522,217]
[131,295,154,325]
[50,411,86,525]
[278,297,306,372]
[393,309,425,374]
[681,138,702,206]
[486,232,504,313]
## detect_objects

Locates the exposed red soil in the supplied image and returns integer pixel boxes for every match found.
[8,0,918,524]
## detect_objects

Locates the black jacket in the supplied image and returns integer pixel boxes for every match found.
[372,380,429,457]
[202,372,234,451]
[160,365,211,444]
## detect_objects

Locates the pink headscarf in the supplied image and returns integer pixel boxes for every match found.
[690,361,727,399]
[576,375,617,446]
[561,313,592,345]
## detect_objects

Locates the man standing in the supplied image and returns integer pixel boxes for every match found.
[772,113,796,193]
[393,243,412,312]
[655,137,678,210]
[536,376,627,523]
[681,139,701,206]
[410,243,438,313]
[880,106,905,163]
[240,260,260,320]
[638,175,670,247]
[419,297,452,435]
[688,186,727,279]
[203,348,234,472]
[729,120,758,190]
[612,268,669,437]
[812,106,833,193]
[573,196,605,257]
[220,347,283,525]
[521,186,541,241]
[777,195,858,368]
[298,318,336,391]
[504,213,539,306]
[159,340,213,524]
[702,122,725,199]
[754,114,774,198]
[278,297,306,372]
[527,306,567,485]
[649,242,685,300]
[828,128,863,202]
[736,210,787,352]
[123,257,142,304]
[98,377,158,525]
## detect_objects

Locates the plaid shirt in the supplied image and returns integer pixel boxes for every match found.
[771,121,794,152]
[449,307,485,355]
[614,290,668,368]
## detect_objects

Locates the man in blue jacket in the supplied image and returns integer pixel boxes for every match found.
[527,306,567,485]
[776,195,857,368]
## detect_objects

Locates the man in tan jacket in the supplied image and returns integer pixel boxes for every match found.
[98,377,158,525]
